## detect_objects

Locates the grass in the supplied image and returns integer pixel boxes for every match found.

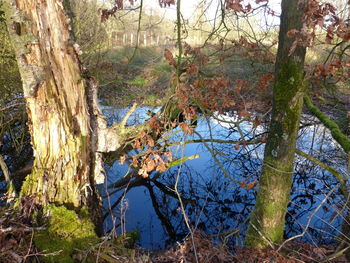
[87,43,277,111]
[86,46,173,107]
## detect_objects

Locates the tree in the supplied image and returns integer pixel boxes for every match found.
[2,0,141,233]
[245,0,307,248]
[3,0,98,225]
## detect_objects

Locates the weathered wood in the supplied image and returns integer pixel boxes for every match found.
[2,0,111,232]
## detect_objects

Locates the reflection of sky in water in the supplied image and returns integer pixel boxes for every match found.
[101,107,348,249]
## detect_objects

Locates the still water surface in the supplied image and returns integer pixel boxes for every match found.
[101,106,348,249]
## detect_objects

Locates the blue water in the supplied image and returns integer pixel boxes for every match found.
[101,107,348,249]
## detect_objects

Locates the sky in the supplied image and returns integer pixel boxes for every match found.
[142,0,282,21]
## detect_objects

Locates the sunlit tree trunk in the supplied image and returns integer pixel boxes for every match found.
[2,0,110,230]
[245,0,307,248]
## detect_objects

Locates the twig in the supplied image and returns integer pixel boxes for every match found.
[23,229,35,261]
[127,0,143,64]
[277,186,338,252]
[0,154,16,201]
[0,226,45,233]
[174,136,199,263]
[320,246,349,263]
[247,218,275,249]
[0,102,25,112]
[193,130,241,184]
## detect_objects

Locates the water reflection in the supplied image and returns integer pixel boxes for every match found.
[102,107,348,249]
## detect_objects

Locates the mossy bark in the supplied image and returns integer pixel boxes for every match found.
[304,95,350,153]
[245,0,307,248]
[3,0,103,231]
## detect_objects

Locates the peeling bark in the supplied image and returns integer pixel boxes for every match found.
[2,0,122,232]
[4,0,94,205]
[3,0,150,233]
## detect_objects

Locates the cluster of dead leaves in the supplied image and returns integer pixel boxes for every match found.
[215,36,275,66]
[234,248,296,263]
[165,41,273,140]
[164,49,177,68]
[258,74,275,91]
[308,58,350,93]
[225,0,268,13]
[158,0,175,8]
[284,241,349,263]
[120,122,173,178]
[287,0,350,54]
[101,0,137,22]
[239,179,258,190]
[235,242,349,263]
[232,36,275,63]
[137,150,172,178]
[312,58,349,79]
[177,43,271,115]
[303,0,345,43]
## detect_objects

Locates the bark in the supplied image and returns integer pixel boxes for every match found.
[2,0,133,232]
[245,0,307,248]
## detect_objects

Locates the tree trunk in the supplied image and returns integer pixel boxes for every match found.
[245,0,307,248]
[3,0,108,230]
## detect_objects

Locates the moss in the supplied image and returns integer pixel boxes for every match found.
[304,95,350,153]
[245,170,291,248]
[246,59,305,249]
[20,167,43,198]
[274,61,305,132]
[34,204,98,263]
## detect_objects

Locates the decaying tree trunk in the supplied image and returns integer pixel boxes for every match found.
[245,0,307,248]
[2,0,129,231]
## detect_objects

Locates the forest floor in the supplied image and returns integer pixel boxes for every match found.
[0,205,349,263]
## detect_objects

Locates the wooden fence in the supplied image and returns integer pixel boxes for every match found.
[108,31,204,47]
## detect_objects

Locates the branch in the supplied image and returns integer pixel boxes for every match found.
[120,102,138,127]
[167,138,263,147]
[107,154,200,191]
[97,113,148,153]
[304,95,350,153]
[193,130,241,184]
[295,148,348,198]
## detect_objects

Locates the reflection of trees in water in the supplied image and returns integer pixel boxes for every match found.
[104,116,349,248]
[286,120,347,246]
[151,165,256,247]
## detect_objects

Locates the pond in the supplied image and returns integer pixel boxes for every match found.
[101,106,349,249]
